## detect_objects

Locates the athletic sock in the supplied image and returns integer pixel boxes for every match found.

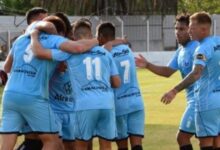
[132,145,143,150]
[16,141,26,150]
[180,144,193,150]
[118,148,129,150]
[16,139,43,150]
[201,146,213,150]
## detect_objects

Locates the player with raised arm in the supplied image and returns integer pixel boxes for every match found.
[160,12,220,150]
[135,15,199,150]
[97,22,145,150]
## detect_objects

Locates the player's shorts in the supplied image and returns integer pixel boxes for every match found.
[74,109,117,141]
[54,112,75,141]
[0,91,58,134]
[116,110,145,140]
[195,108,220,138]
[179,103,196,134]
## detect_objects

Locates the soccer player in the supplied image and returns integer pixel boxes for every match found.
[97,22,145,150]
[49,62,75,150]
[0,16,98,150]
[26,7,48,25]
[16,12,76,150]
[135,15,199,150]
[30,19,121,150]
[161,12,220,150]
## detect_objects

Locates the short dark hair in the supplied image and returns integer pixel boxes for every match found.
[190,12,212,25]
[73,19,92,39]
[44,16,67,35]
[26,7,47,25]
[175,14,190,26]
[97,22,115,39]
[54,12,71,36]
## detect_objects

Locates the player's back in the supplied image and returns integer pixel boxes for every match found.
[195,36,220,111]
[67,45,118,111]
[5,33,66,99]
[110,44,144,116]
[49,68,74,112]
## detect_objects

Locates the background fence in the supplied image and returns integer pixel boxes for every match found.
[0,14,218,60]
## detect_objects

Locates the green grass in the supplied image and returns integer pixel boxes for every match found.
[0,69,200,149]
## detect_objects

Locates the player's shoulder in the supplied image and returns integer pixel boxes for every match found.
[12,34,29,47]
[111,44,131,57]
[188,40,199,48]
[112,44,130,51]
[91,45,109,54]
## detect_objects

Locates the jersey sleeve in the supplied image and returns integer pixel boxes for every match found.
[46,34,68,49]
[51,49,72,61]
[193,44,212,67]
[167,49,180,70]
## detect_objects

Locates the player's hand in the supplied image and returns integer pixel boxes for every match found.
[135,54,149,68]
[30,29,40,37]
[161,88,178,105]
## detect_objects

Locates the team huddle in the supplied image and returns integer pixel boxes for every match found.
[0,6,220,150]
[0,7,144,150]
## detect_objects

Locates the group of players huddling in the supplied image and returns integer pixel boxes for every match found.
[0,6,220,150]
[0,7,144,150]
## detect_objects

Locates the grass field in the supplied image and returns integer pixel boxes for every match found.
[0,69,200,149]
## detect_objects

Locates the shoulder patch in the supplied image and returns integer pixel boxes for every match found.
[196,54,206,61]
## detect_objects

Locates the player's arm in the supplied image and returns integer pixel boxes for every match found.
[111,75,121,88]
[135,54,176,77]
[34,21,57,35]
[30,30,53,60]
[161,64,203,104]
[59,38,98,53]
[4,52,13,73]
[104,38,128,51]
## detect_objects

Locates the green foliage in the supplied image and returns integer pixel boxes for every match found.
[1,0,34,14]
[178,0,220,14]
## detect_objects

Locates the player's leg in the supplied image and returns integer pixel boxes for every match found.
[213,136,220,149]
[99,138,112,150]
[195,109,220,150]
[74,110,99,150]
[38,133,63,150]
[63,141,75,150]
[88,140,93,150]
[59,112,76,150]
[16,134,43,150]
[1,134,18,150]
[115,115,129,150]
[17,122,42,150]
[0,92,24,150]
[23,96,63,150]
[97,109,117,150]
[213,109,220,149]
[177,131,194,150]
[127,110,145,150]
[177,104,195,150]
[116,139,128,150]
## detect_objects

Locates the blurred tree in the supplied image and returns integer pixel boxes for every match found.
[178,0,220,14]
[0,0,179,15]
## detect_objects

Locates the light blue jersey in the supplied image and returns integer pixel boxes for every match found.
[49,68,74,112]
[194,36,220,112]
[110,44,144,116]
[55,46,119,111]
[4,33,70,100]
[168,41,199,104]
